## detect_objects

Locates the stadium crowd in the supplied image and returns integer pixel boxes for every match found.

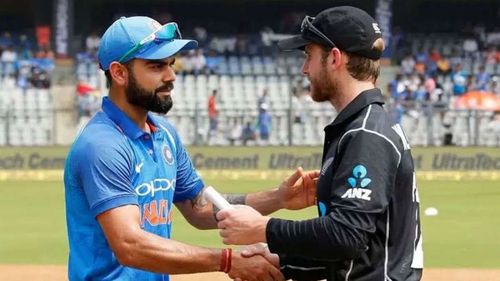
[1,14,499,146]
[0,32,55,90]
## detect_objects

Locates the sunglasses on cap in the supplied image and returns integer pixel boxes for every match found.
[118,22,182,63]
[301,16,336,49]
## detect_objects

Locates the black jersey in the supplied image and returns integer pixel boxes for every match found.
[266,89,423,281]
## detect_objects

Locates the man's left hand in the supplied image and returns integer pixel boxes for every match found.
[278,167,320,210]
[217,205,270,245]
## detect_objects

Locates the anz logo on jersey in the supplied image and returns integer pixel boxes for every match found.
[341,164,372,201]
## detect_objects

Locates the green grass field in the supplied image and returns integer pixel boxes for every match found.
[0,177,499,268]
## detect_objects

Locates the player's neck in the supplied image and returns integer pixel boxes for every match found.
[332,78,375,112]
[109,93,149,132]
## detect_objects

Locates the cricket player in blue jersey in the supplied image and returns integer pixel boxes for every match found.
[64,16,319,281]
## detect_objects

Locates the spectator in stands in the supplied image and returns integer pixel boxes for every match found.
[182,50,195,74]
[388,73,403,101]
[387,82,397,103]
[172,54,184,73]
[436,56,451,75]
[86,32,100,59]
[486,28,500,46]
[475,65,491,91]
[449,49,462,67]
[414,78,427,102]
[257,103,272,145]
[400,85,413,101]
[205,49,221,74]
[18,34,32,59]
[236,35,249,55]
[30,65,51,89]
[414,48,428,74]
[451,63,467,96]
[207,89,218,144]
[463,37,478,58]
[226,119,242,146]
[466,74,476,92]
[429,49,441,62]
[292,88,312,124]
[241,121,256,146]
[409,73,421,92]
[424,74,436,99]
[76,80,96,119]
[485,46,499,64]
[391,101,405,124]
[16,61,30,91]
[35,44,55,59]
[489,78,500,95]
[400,54,415,75]
[257,88,270,110]
[0,32,13,50]
[193,26,208,47]
[473,24,487,49]
[0,45,17,63]
[192,48,207,74]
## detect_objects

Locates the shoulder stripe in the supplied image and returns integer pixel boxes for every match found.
[337,105,401,166]
[345,259,354,281]
[384,209,393,281]
[159,124,177,155]
[362,105,372,128]
[280,265,326,271]
[338,128,402,165]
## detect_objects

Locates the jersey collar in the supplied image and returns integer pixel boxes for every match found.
[102,97,160,139]
[327,88,385,128]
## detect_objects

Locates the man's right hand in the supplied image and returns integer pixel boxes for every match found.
[241,243,279,268]
[229,251,284,281]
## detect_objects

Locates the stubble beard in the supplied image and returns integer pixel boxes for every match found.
[309,62,336,103]
[125,71,174,114]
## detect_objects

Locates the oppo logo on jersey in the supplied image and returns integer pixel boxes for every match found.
[135,178,176,197]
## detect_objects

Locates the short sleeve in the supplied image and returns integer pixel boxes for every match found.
[75,138,137,217]
[161,123,204,203]
[329,130,400,230]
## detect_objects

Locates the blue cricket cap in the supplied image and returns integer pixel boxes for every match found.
[98,16,198,70]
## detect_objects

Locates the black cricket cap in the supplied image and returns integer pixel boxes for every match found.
[278,6,383,60]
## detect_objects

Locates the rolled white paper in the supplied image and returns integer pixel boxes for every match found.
[203,186,233,210]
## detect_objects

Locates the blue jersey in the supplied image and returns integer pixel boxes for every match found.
[64,97,204,281]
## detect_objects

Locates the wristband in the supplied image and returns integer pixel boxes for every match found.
[219,248,232,273]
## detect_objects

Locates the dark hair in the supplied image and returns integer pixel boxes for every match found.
[104,70,112,87]
[320,45,331,63]
[345,53,381,82]
[320,38,384,83]
[104,61,133,87]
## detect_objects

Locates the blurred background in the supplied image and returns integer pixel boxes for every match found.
[0,0,498,146]
[0,0,499,280]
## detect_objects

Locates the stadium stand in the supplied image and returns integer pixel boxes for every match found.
[1,14,499,147]
[70,31,499,147]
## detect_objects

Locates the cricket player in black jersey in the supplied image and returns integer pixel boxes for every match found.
[217,6,423,281]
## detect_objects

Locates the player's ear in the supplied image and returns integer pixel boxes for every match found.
[109,61,129,87]
[331,48,342,69]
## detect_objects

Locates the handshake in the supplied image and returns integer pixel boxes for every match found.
[206,186,280,281]
[205,168,320,281]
